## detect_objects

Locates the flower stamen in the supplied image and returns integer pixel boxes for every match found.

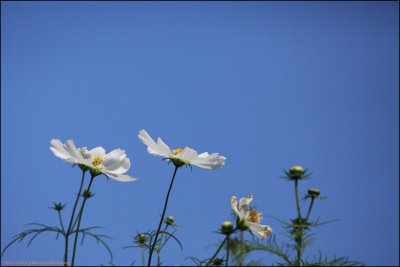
[172,148,183,155]
[248,209,261,224]
[92,156,103,166]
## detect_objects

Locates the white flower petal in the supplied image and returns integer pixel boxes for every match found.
[65,139,84,162]
[177,147,198,162]
[89,146,106,158]
[138,129,168,157]
[157,138,173,156]
[231,196,241,218]
[248,222,273,239]
[191,153,226,169]
[50,139,74,162]
[80,147,91,159]
[102,149,125,168]
[103,171,137,182]
[104,157,131,175]
[239,194,253,219]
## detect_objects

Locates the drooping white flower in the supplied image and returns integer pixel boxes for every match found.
[138,129,226,169]
[231,194,272,239]
[50,139,137,182]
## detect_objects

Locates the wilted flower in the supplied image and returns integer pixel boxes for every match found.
[50,139,137,182]
[138,129,226,169]
[231,194,272,239]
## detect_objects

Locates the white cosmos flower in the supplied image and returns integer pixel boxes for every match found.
[231,194,272,239]
[138,129,226,169]
[50,139,137,182]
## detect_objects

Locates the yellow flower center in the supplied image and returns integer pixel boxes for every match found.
[248,209,261,224]
[172,148,183,155]
[92,156,103,167]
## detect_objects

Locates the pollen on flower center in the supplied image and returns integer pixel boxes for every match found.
[172,148,183,155]
[248,209,261,223]
[92,156,103,166]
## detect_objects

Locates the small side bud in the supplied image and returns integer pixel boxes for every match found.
[220,221,234,235]
[308,188,320,198]
[136,233,147,244]
[51,202,65,211]
[165,216,175,226]
[211,258,224,266]
[82,188,94,199]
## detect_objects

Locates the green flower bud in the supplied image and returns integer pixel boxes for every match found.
[220,221,234,235]
[51,202,65,211]
[308,188,320,198]
[165,216,175,225]
[212,258,224,266]
[82,188,94,199]
[285,165,306,180]
[136,233,147,244]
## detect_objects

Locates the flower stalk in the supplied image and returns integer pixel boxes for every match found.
[147,166,179,266]
[71,175,95,266]
[64,169,86,266]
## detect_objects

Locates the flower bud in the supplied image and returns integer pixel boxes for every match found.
[136,233,147,244]
[82,188,94,199]
[308,188,320,198]
[211,258,224,266]
[287,165,305,180]
[51,202,65,211]
[165,216,175,225]
[220,221,234,235]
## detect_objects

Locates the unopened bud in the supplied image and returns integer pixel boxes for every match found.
[308,188,320,198]
[220,221,234,235]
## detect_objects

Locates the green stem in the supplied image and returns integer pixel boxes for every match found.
[71,175,95,266]
[239,230,245,266]
[305,198,315,222]
[148,166,179,267]
[294,179,302,218]
[226,235,230,267]
[206,236,228,266]
[58,211,66,235]
[157,224,168,266]
[294,179,303,266]
[141,246,145,267]
[64,170,86,267]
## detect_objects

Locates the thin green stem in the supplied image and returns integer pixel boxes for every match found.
[157,224,168,266]
[294,179,302,218]
[239,230,245,266]
[148,166,179,267]
[305,198,315,222]
[141,246,145,267]
[206,236,228,266]
[294,179,303,266]
[64,170,86,267]
[225,235,230,267]
[71,176,95,266]
[57,211,66,235]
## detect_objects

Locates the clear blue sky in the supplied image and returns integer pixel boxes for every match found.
[1,1,398,266]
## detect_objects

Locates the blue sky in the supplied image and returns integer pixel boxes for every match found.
[1,1,398,266]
